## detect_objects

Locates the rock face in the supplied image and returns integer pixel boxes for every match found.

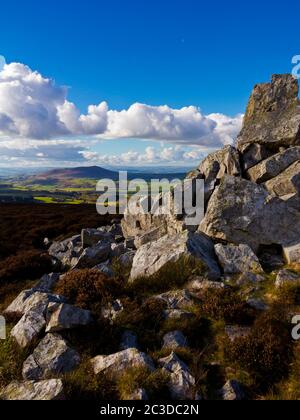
[0,379,64,401]
[237,74,300,152]
[11,311,46,348]
[34,273,61,293]
[264,160,300,197]
[199,176,300,252]
[91,348,155,378]
[159,352,196,400]
[75,241,111,269]
[189,145,241,203]
[130,231,220,281]
[215,244,263,275]
[46,303,93,333]
[247,146,300,183]
[81,228,113,248]
[22,334,80,380]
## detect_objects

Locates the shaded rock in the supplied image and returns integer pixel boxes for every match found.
[134,225,168,249]
[74,241,111,269]
[118,251,136,268]
[199,176,300,252]
[11,311,46,348]
[33,273,60,293]
[0,379,64,401]
[215,243,263,275]
[130,231,221,282]
[120,331,138,351]
[218,380,245,401]
[241,143,272,171]
[247,146,300,183]
[264,160,300,197]
[236,271,265,286]
[49,236,81,263]
[4,291,65,318]
[93,261,115,277]
[158,352,196,400]
[22,334,80,380]
[111,243,127,258]
[46,303,93,333]
[225,326,251,343]
[81,228,113,248]
[91,348,155,378]
[237,74,300,151]
[124,238,136,249]
[163,331,188,350]
[275,269,300,288]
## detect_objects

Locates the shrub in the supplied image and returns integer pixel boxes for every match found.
[0,250,53,285]
[55,269,123,313]
[225,307,293,389]
[200,287,255,325]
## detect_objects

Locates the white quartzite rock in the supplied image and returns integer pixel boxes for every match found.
[0,379,64,401]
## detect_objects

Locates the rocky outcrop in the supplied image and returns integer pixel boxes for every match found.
[130,231,220,281]
[264,160,300,197]
[0,379,65,401]
[91,348,155,378]
[237,74,300,153]
[22,334,80,380]
[215,244,263,275]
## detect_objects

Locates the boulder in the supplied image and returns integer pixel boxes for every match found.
[218,380,245,401]
[153,290,193,310]
[93,261,115,277]
[283,242,300,264]
[236,272,265,286]
[33,273,60,293]
[0,379,64,401]
[164,309,195,322]
[120,331,138,351]
[163,331,188,350]
[237,74,300,152]
[22,334,80,380]
[11,311,46,348]
[275,269,300,288]
[214,244,263,275]
[246,298,269,311]
[187,277,225,292]
[111,243,127,258]
[118,251,136,268]
[4,291,65,318]
[158,352,196,400]
[49,235,81,260]
[74,241,111,269]
[130,231,221,282]
[81,228,113,248]
[91,348,155,378]
[134,225,168,249]
[241,143,272,171]
[46,303,93,333]
[264,160,300,197]
[101,300,124,324]
[247,146,300,183]
[199,176,300,252]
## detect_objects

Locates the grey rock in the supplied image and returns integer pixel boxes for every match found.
[91,348,155,378]
[22,333,80,380]
[11,311,46,348]
[187,277,225,292]
[241,143,272,171]
[134,225,168,249]
[215,243,263,275]
[75,241,111,269]
[275,269,300,288]
[118,251,136,268]
[101,300,124,324]
[46,303,93,333]
[236,272,265,286]
[153,290,193,310]
[158,352,196,400]
[81,228,113,248]
[0,379,64,401]
[246,298,269,311]
[120,331,138,351]
[130,231,221,282]
[283,242,300,264]
[218,380,245,401]
[93,261,115,277]
[163,331,188,350]
[164,309,195,322]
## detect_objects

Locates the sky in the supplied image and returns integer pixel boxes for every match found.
[0,0,299,170]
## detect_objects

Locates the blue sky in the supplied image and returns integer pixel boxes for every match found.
[0,0,299,169]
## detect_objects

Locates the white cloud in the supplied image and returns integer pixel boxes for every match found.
[0,62,243,148]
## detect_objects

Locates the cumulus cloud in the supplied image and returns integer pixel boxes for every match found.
[0,61,243,148]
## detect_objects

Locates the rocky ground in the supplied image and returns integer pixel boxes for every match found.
[1,74,300,400]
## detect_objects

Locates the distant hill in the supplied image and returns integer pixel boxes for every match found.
[37,166,120,181]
